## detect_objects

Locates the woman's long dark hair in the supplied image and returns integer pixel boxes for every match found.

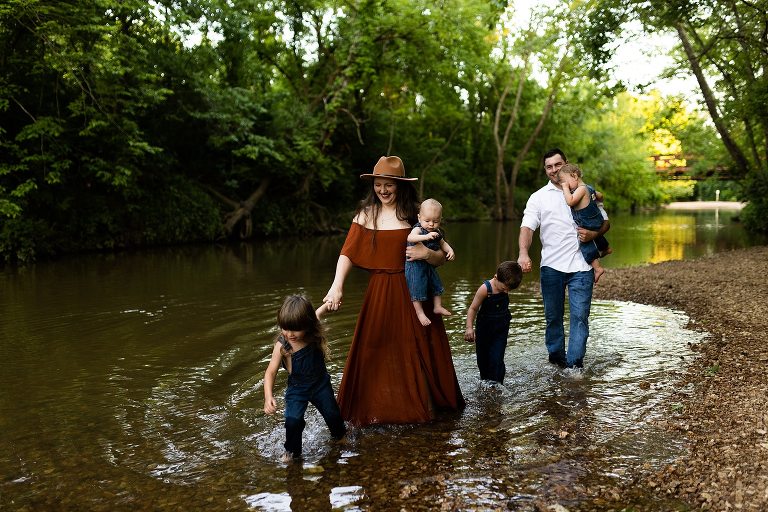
[355,179,419,234]
[276,295,328,361]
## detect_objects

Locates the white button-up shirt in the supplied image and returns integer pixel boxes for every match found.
[520,181,607,273]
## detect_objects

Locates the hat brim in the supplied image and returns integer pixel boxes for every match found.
[360,173,418,181]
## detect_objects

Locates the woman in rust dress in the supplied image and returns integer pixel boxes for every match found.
[323,156,464,426]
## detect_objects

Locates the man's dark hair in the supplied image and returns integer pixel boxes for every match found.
[542,148,567,165]
[496,261,523,290]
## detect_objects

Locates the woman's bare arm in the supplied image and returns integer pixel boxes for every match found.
[406,242,447,267]
[323,255,353,310]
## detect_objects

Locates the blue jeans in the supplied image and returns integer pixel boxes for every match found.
[284,373,346,456]
[283,347,346,457]
[540,266,594,368]
[405,260,444,301]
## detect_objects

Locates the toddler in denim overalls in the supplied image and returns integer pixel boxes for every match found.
[464,261,523,383]
[263,295,346,461]
[557,163,612,283]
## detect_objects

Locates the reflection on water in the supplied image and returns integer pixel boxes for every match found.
[600,208,763,267]
[648,214,697,262]
[0,210,761,510]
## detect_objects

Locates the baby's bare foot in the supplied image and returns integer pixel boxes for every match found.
[434,307,452,317]
[417,312,432,326]
[594,267,605,284]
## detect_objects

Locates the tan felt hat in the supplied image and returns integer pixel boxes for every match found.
[359,156,418,181]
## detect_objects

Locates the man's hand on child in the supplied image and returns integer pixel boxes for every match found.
[446,249,455,261]
[577,227,598,243]
[518,255,532,273]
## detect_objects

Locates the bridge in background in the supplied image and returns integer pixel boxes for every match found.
[651,155,735,180]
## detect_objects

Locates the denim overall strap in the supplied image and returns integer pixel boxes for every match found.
[277,335,291,371]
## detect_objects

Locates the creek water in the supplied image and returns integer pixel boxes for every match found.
[1,207,762,511]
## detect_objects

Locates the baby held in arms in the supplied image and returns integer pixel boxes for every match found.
[405,198,454,326]
[557,163,612,283]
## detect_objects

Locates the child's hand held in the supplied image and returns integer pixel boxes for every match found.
[323,289,343,310]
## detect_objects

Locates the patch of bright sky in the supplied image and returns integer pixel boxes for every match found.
[607,20,701,100]
[155,0,700,102]
[150,1,222,47]
[510,0,701,101]
[152,0,338,63]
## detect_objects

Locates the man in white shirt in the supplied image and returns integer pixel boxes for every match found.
[517,148,609,369]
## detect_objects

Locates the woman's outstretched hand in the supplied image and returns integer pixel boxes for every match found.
[323,289,343,311]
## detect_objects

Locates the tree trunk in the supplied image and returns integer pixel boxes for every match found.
[492,56,528,219]
[675,22,752,175]
[505,56,565,218]
[492,82,511,219]
[221,177,272,238]
[418,124,460,200]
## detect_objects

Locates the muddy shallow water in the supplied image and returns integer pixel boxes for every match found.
[2,293,702,510]
[1,211,755,510]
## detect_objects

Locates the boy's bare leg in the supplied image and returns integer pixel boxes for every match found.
[413,301,432,326]
[592,259,605,283]
[433,295,452,317]
[600,247,613,258]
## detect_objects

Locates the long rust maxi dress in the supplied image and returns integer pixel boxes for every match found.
[336,223,465,426]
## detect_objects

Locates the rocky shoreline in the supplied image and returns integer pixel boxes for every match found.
[593,245,768,510]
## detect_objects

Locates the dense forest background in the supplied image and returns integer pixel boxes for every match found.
[1,0,766,262]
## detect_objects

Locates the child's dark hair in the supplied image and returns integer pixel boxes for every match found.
[543,147,567,165]
[496,261,523,290]
[276,295,329,360]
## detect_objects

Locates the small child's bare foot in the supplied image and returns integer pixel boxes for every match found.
[434,307,452,317]
[600,247,613,258]
[332,434,349,446]
[594,267,605,283]
[417,312,432,326]
[281,451,296,463]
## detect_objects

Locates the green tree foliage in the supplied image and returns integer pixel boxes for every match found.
[545,86,664,211]
[0,0,220,261]
[585,0,768,232]
[640,92,740,201]
[1,0,736,262]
